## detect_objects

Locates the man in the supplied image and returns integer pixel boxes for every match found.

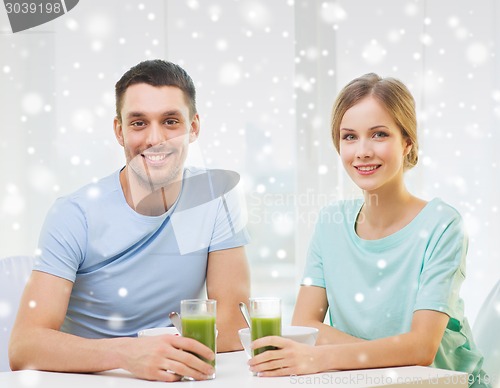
[9,60,250,382]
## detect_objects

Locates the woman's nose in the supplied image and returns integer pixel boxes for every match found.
[355,140,374,159]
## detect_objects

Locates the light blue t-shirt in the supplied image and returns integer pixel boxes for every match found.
[34,166,249,338]
[303,198,486,385]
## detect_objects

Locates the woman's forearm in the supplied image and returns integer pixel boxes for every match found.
[317,331,435,371]
[292,316,365,345]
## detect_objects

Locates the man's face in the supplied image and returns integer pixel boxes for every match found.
[114,83,199,190]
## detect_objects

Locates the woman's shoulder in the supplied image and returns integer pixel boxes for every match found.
[425,197,463,222]
[416,198,466,242]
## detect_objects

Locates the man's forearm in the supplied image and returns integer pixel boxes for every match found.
[216,307,246,352]
[9,327,131,372]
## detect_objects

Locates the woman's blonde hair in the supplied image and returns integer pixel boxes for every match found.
[331,73,419,170]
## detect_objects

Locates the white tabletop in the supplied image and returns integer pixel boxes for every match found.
[0,351,468,387]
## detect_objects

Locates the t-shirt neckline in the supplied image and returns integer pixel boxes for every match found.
[351,197,440,249]
[114,166,186,223]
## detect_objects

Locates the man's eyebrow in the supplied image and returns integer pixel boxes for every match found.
[126,112,146,119]
[125,110,183,119]
[162,110,183,117]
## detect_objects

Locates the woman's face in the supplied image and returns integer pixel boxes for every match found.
[339,96,411,194]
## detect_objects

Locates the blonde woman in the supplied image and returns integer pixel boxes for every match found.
[248,74,490,387]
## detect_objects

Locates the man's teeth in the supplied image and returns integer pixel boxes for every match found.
[357,166,378,171]
[145,154,166,161]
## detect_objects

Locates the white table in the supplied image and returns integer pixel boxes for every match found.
[0,351,468,387]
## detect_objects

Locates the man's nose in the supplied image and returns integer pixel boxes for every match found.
[146,123,166,146]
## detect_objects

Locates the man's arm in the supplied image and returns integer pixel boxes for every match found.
[9,271,215,381]
[206,246,250,352]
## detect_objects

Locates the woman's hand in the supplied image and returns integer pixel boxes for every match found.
[248,336,324,377]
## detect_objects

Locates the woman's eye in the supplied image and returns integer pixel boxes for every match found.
[342,134,355,141]
[373,132,388,138]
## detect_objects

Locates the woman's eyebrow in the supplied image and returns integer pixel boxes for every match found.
[340,125,389,131]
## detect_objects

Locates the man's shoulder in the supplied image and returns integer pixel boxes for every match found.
[55,169,121,208]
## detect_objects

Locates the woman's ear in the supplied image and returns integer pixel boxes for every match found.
[113,117,124,147]
[403,138,412,156]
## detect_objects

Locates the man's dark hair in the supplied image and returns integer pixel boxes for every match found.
[115,59,197,121]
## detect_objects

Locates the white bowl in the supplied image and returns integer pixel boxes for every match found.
[238,326,319,358]
[138,327,180,337]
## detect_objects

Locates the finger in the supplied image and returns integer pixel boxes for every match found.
[160,369,183,382]
[163,348,215,378]
[162,358,213,381]
[257,367,293,378]
[169,336,215,361]
[248,348,283,366]
[141,365,182,382]
[251,335,289,350]
[251,358,286,373]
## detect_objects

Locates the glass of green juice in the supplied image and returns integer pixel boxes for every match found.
[180,299,217,379]
[249,297,282,356]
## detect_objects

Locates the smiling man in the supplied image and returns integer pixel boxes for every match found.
[116,82,196,215]
[9,60,251,382]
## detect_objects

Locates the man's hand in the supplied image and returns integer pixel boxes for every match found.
[122,334,215,382]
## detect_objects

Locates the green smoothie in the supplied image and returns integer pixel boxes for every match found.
[251,316,281,356]
[182,316,216,367]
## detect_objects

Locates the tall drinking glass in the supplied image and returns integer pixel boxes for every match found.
[249,297,281,356]
[180,299,217,379]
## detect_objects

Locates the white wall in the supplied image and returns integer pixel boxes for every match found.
[0,0,498,324]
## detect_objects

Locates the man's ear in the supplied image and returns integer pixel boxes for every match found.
[189,114,200,143]
[114,117,124,147]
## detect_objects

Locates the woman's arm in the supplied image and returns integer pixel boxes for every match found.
[292,285,365,345]
[249,309,449,376]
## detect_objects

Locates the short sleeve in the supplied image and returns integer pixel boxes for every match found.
[413,213,467,317]
[301,209,327,288]
[33,197,87,282]
[208,181,250,252]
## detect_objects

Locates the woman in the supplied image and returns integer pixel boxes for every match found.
[248,73,490,387]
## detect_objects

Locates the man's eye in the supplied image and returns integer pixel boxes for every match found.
[165,119,178,125]
[131,121,145,127]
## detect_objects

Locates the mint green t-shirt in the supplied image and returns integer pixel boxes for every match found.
[302,198,487,386]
